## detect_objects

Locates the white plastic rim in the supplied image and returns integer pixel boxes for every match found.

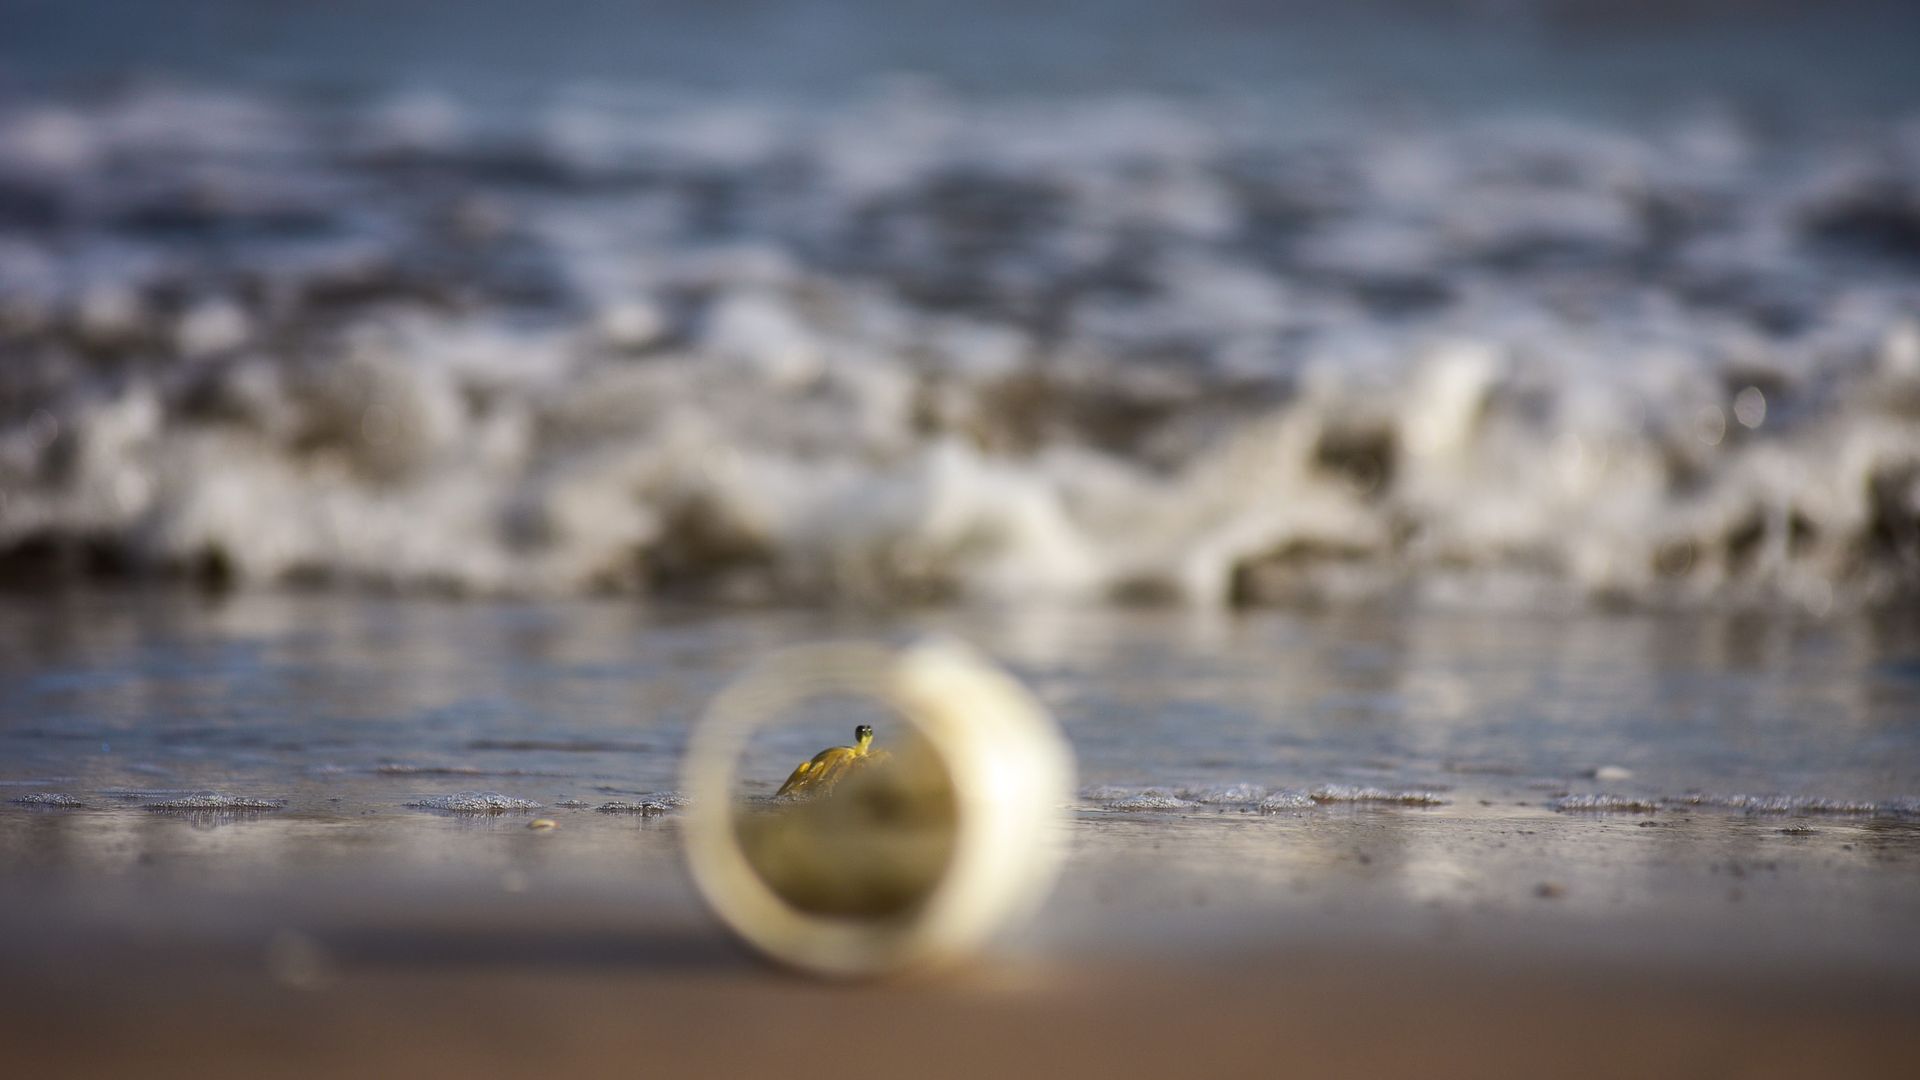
[681,639,1075,977]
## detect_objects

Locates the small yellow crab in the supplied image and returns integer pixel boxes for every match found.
[775,724,881,798]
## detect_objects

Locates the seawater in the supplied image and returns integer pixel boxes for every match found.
[3,591,1916,818]
[1,75,1918,608]
[1,592,1917,966]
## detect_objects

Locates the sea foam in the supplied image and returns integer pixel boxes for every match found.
[142,792,287,811]
[10,792,86,807]
[405,792,542,813]
[2,84,1917,608]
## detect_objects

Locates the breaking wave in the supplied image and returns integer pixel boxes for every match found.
[3,82,1919,608]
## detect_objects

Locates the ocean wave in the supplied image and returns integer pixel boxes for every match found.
[2,84,1917,607]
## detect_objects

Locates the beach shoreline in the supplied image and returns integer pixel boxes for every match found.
[3,591,1917,1075]
[4,900,1914,1079]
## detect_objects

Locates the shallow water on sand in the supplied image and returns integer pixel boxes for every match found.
[2,589,1917,970]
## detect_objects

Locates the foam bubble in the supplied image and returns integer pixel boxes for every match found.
[1103,792,1197,811]
[1309,785,1449,806]
[1082,786,1196,811]
[3,84,1918,609]
[1083,783,1449,810]
[1667,792,1895,816]
[10,792,86,807]
[595,799,678,815]
[1553,792,1920,816]
[1551,793,1661,813]
[1175,783,1270,805]
[405,792,541,813]
[1257,790,1316,811]
[142,792,287,811]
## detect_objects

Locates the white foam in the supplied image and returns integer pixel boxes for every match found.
[1552,792,1920,816]
[1257,790,1316,811]
[1551,793,1661,813]
[10,792,86,807]
[1082,782,1450,811]
[1667,793,1898,816]
[2,84,1918,608]
[405,792,541,813]
[1080,786,1196,810]
[1309,785,1449,806]
[1103,792,1197,812]
[142,792,287,811]
[1176,783,1270,805]
[594,798,679,815]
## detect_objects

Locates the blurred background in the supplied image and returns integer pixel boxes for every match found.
[1,0,1918,607]
[3,2,1919,1075]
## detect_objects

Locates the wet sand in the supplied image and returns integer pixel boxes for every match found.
[8,961,1913,1079]
[3,796,1918,1078]
[3,900,1915,1079]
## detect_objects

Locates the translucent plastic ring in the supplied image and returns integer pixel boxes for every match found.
[680,639,1075,977]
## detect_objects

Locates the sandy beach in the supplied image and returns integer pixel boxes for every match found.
[5,721,1919,1077]
[3,593,1919,1079]
[4,877,1916,1078]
